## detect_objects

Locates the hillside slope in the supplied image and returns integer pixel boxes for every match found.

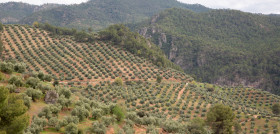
[0,24,190,85]
[132,8,280,94]
[18,0,209,31]
[1,24,280,134]
[0,2,62,24]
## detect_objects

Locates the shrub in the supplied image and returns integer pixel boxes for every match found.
[92,108,103,120]
[6,84,16,93]
[26,77,40,88]
[14,62,26,73]
[272,104,280,115]
[58,87,72,99]
[65,123,78,134]
[8,75,24,87]
[71,106,90,121]
[123,124,135,134]
[91,121,106,134]
[114,77,123,86]
[0,62,14,74]
[21,93,32,108]
[48,117,58,127]
[112,105,125,122]
[156,75,162,83]
[0,72,4,81]
[25,88,43,101]
[162,120,184,133]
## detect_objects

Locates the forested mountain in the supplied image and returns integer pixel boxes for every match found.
[0,2,61,24]
[17,0,209,31]
[1,24,280,134]
[131,8,280,94]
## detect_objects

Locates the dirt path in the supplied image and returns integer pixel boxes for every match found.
[177,82,188,100]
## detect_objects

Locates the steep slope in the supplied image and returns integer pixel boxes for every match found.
[18,0,209,30]
[0,2,62,24]
[132,8,280,94]
[0,24,190,85]
[1,27,280,134]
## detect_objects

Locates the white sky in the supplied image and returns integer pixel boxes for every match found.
[1,0,280,14]
[178,0,280,14]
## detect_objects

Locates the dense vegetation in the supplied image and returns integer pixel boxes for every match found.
[0,60,279,133]
[0,2,61,24]
[17,0,209,31]
[1,24,189,86]
[132,8,280,94]
[99,24,182,70]
[0,23,279,133]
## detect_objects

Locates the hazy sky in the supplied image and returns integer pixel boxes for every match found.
[1,0,280,14]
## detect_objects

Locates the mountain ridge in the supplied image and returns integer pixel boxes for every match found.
[131,8,280,94]
[6,0,210,30]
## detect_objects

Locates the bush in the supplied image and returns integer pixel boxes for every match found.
[156,75,162,83]
[112,105,125,122]
[71,106,90,121]
[8,75,24,87]
[21,93,32,108]
[91,121,106,134]
[25,88,43,101]
[162,120,184,133]
[114,77,123,86]
[272,104,280,115]
[92,108,103,120]
[58,87,72,99]
[0,62,14,74]
[65,123,78,134]
[48,117,58,127]
[14,62,26,73]
[0,72,4,81]
[26,77,40,88]
[6,84,16,93]
[123,124,135,134]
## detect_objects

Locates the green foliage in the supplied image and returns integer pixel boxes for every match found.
[0,87,29,134]
[133,8,280,94]
[65,123,78,134]
[156,75,162,83]
[92,108,103,120]
[112,105,125,122]
[0,62,14,74]
[114,77,123,86]
[205,84,214,92]
[57,95,71,108]
[161,120,185,133]
[14,62,26,73]
[99,24,182,71]
[21,93,32,109]
[0,72,4,81]
[0,22,3,31]
[187,118,212,134]
[48,117,58,127]
[91,121,106,134]
[206,104,235,134]
[26,77,40,88]
[58,87,72,99]
[19,0,209,31]
[272,104,280,115]
[25,88,43,101]
[5,84,16,93]
[8,75,24,87]
[26,116,47,134]
[71,106,90,121]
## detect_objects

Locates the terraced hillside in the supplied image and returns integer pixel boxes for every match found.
[88,81,280,134]
[0,25,190,86]
[0,25,280,134]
